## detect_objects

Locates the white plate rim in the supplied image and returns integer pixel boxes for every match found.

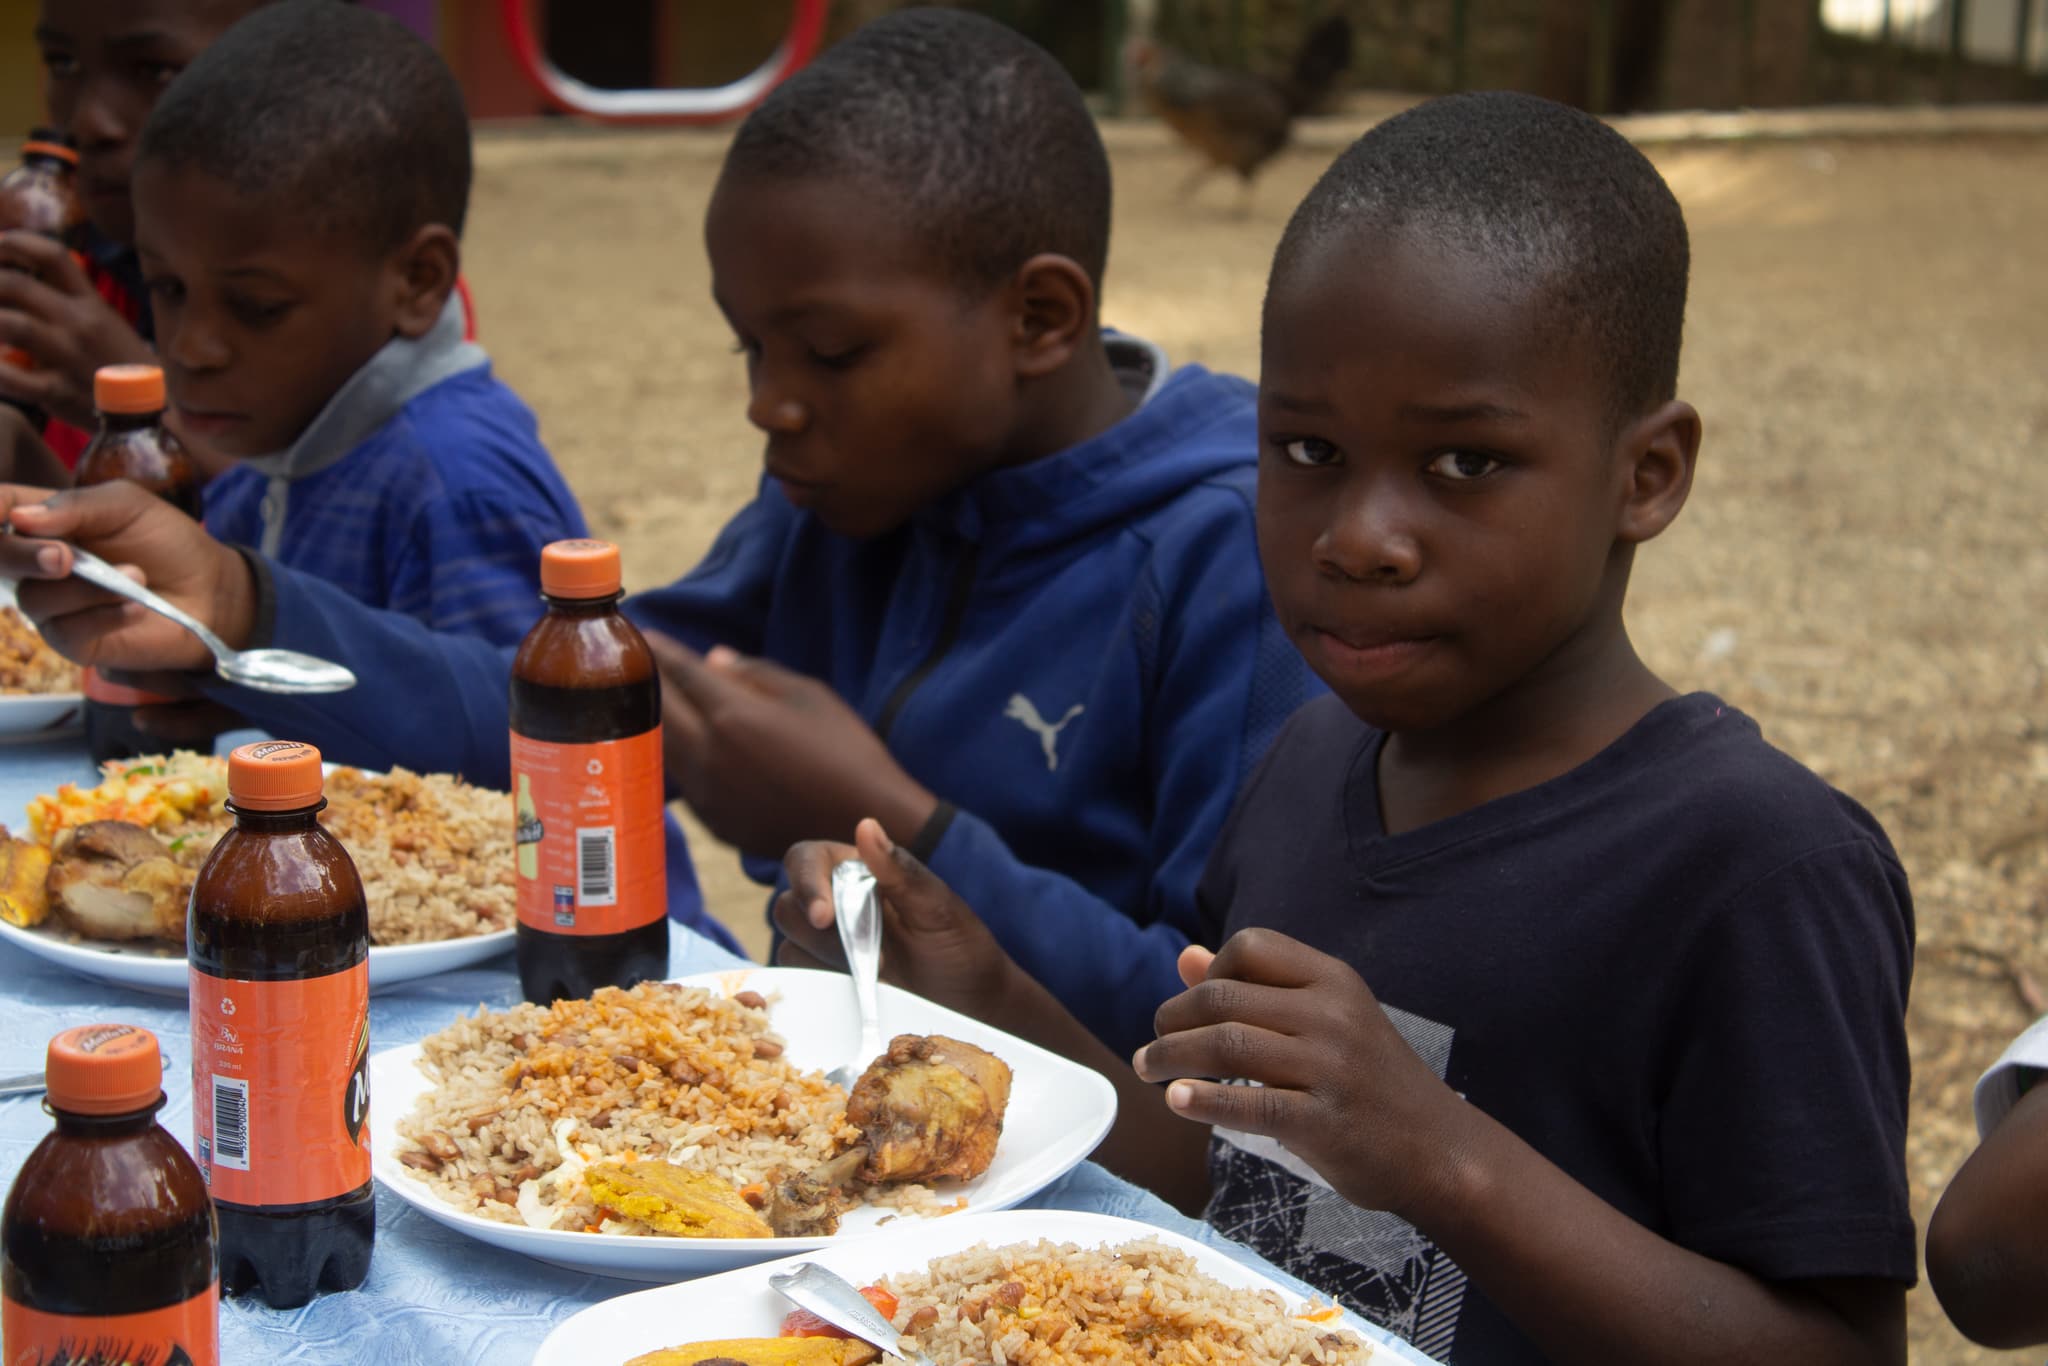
[370,966,1119,1279]
[0,915,515,995]
[533,1207,1438,1366]
[0,691,84,736]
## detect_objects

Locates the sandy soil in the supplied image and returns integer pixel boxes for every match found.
[464,124,2048,1365]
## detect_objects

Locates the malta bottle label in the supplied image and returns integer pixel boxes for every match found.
[190,965,370,1206]
[509,728,665,935]
[3,1282,219,1366]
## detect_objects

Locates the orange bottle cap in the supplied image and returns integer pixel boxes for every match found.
[228,740,325,811]
[94,364,166,415]
[47,1024,163,1115]
[21,139,78,167]
[540,539,622,599]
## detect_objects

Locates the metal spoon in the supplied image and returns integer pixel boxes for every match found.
[0,1072,46,1099]
[67,546,356,695]
[825,859,884,1091]
[768,1261,933,1366]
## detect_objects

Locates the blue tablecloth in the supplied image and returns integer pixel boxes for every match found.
[0,736,1434,1364]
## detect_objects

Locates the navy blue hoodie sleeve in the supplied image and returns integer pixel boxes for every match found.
[924,493,1320,1058]
[618,489,790,658]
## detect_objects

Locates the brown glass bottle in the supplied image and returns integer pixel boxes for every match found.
[0,128,85,247]
[74,363,207,764]
[511,538,669,1002]
[0,130,84,421]
[3,1024,220,1365]
[188,741,373,1308]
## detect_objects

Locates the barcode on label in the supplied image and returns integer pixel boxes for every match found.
[577,826,616,906]
[211,1074,250,1170]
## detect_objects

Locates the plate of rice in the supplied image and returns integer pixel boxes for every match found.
[533,1209,1449,1365]
[371,968,1119,1282]
[0,752,516,994]
[0,599,82,737]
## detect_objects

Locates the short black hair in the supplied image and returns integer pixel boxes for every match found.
[722,8,1112,294]
[137,0,470,253]
[1273,91,1689,422]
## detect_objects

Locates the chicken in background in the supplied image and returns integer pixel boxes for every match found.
[1128,7,1353,209]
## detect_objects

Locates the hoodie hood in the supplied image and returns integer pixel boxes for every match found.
[236,293,488,556]
[911,332,1255,554]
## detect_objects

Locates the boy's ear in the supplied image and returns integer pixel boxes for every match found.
[1007,253,1097,380]
[388,224,461,340]
[1615,398,1700,545]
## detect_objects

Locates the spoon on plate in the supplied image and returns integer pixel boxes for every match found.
[65,545,357,695]
[826,859,885,1091]
[768,1261,933,1366]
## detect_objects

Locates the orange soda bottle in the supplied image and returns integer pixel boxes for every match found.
[510,539,669,1001]
[189,741,374,1307]
[2,1024,220,1365]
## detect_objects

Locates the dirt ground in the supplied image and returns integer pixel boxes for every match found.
[463,124,2048,1365]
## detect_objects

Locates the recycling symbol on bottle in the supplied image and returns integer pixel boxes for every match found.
[219,996,237,1017]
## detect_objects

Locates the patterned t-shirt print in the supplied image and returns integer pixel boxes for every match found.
[1204,1002,1468,1361]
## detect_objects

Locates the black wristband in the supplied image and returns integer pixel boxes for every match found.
[907,800,958,863]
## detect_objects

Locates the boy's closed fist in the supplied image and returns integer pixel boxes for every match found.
[649,636,939,859]
[1135,928,1467,1220]
[0,231,155,430]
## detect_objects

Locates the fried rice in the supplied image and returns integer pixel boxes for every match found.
[0,606,78,695]
[24,752,515,945]
[884,1239,1370,1365]
[395,982,945,1235]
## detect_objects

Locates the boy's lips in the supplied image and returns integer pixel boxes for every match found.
[1306,626,1439,682]
[175,406,246,437]
[767,467,825,507]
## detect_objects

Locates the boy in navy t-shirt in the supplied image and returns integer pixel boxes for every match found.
[769,93,1916,1364]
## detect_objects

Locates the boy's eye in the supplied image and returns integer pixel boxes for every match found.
[227,296,291,327]
[144,277,184,306]
[807,343,868,372]
[1427,450,1501,481]
[40,51,79,80]
[137,60,184,88]
[730,337,760,359]
[1277,437,1339,468]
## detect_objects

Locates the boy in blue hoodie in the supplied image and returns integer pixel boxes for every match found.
[6,9,1323,1050]
[135,2,576,646]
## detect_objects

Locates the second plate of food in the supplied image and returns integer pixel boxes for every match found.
[534,1208,1448,1366]
[0,751,518,994]
[370,966,1119,1281]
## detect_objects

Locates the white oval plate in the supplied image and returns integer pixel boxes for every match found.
[0,692,83,737]
[535,1208,1444,1366]
[0,917,514,996]
[372,966,1119,1283]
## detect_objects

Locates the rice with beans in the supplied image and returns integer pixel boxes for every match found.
[881,1238,1370,1364]
[395,982,942,1233]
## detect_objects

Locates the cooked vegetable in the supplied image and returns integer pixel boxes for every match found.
[0,834,50,928]
[624,1338,880,1366]
[585,1162,776,1239]
[779,1286,898,1339]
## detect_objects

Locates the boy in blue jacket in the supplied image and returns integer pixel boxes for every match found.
[138,3,577,646]
[769,94,1915,1365]
[6,9,1323,1053]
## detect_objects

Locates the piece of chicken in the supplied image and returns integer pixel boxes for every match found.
[844,1034,1012,1186]
[1127,13,1351,203]
[46,820,191,942]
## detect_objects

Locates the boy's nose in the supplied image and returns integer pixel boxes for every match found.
[746,388,806,435]
[1315,488,1422,585]
[165,323,230,375]
[67,82,135,150]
